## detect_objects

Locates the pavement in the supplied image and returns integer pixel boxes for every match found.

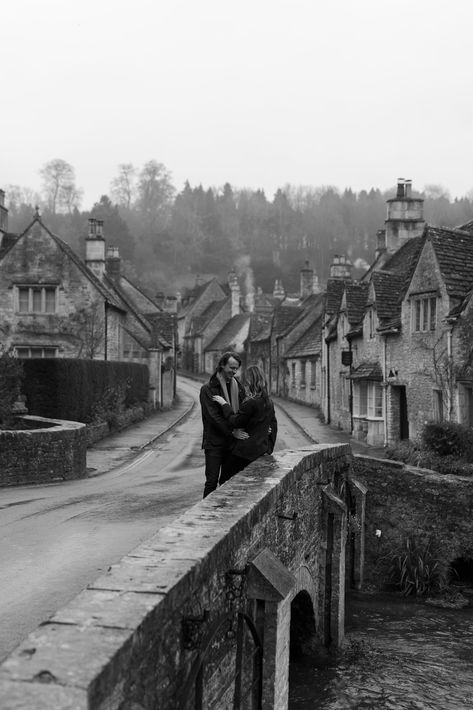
[86,378,385,477]
[86,388,196,476]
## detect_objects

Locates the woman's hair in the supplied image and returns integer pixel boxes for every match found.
[242,365,269,401]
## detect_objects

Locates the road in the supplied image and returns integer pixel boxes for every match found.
[0,377,312,662]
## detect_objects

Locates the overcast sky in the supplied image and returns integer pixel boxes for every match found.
[3,0,473,208]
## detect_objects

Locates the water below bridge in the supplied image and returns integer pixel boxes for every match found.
[289,590,473,709]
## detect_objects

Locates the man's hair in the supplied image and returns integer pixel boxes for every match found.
[217,351,241,371]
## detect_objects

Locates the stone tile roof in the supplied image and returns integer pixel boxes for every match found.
[284,317,322,358]
[371,271,404,323]
[205,313,250,352]
[345,282,369,326]
[249,312,272,342]
[147,312,176,349]
[349,361,383,380]
[192,299,228,335]
[429,226,473,300]
[272,305,302,338]
[455,219,473,233]
[325,279,347,315]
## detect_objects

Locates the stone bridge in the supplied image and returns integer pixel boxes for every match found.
[0,444,366,709]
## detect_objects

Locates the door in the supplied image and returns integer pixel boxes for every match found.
[399,386,409,440]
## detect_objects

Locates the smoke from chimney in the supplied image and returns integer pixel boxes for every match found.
[234,254,255,313]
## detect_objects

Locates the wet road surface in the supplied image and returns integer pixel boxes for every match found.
[290,591,473,709]
[0,379,311,662]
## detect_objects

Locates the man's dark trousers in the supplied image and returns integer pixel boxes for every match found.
[203,447,228,498]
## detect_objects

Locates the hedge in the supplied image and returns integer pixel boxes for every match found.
[22,359,149,424]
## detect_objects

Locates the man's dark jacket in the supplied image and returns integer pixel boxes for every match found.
[200,373,245,450]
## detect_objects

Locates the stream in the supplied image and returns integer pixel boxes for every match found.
[289,589,473,709]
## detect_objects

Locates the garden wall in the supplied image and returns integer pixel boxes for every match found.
[353,455,473,586]
[0,416,86,487]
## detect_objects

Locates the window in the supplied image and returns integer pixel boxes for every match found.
[310,360,316,388]
[300,360,306,387]
[368,308,375,339]
[412,296,437,332]
[433,389,443,422]
[291,362,296,386]
[353,381,383,418]
[17,286,57,314]
[15,346,58,358]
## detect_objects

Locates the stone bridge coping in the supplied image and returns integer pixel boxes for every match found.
[0,443,352,709]
[12,415,86,433]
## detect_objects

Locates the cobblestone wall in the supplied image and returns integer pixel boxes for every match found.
[0,416,86,486]
[0,444,352,710]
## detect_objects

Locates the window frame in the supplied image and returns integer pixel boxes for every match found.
[15,346,58,358]
[16,285,58,314]
[411,295,437,333]
[353,380,383,419]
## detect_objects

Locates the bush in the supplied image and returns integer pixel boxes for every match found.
[385,536,448,597]
[0,353,24,429]
[22,359,149,425]
[421,421,473,461]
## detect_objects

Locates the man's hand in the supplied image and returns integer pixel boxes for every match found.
[212,395,227,406]
[232,428,249,440]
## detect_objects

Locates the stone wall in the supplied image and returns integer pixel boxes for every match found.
[353,455,473,586]
[0,444,354,709]
[0,416,86,487]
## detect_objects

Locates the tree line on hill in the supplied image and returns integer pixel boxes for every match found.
[5,159,473,298]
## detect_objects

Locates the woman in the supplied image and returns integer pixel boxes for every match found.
[212,365,277,483]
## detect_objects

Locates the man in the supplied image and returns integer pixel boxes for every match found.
[200,352,247,498]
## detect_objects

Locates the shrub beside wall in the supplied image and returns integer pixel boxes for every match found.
[22,359,149,424]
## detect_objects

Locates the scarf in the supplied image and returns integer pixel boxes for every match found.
[216,372,240,413]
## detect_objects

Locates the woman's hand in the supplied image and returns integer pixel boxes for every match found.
[212,395,227,406]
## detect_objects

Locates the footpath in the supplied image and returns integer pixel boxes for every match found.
[86,388,196,476]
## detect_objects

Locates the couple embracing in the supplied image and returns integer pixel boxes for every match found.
[199,352,278,498]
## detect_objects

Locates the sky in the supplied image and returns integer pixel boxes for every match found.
[3,0,473,209]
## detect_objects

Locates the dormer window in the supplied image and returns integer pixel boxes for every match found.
[368,307,376,339]
[412,296,436,332]
[16,286,57,314]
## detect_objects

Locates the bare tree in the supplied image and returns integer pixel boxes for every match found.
[39,159,80,214]
[110,163,137,209]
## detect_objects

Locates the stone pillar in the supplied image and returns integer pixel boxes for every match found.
[247,549,296,710]
[147,349,162,408]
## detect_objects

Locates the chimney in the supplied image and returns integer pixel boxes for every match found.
[106,245,121,277]
[312,272,321,294]
[228,269,240,317]
[375,229,386,259]
[0,189,8,237]
[164,295,178,313]
[329,254,352,280]
[155,290,165,308]
[273,279,285,300]
[385,178,424,253]
[300,260,313,298]
[85,218,106,278]
[195,274,203,287]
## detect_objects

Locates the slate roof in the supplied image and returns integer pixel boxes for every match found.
[349,361,383,380]
[284,317,322,358]
[205,313,251,352]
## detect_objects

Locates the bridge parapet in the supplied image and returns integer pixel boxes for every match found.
[0,444,359,710]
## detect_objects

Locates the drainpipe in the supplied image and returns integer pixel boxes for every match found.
[447,326,453,420]
[348,339,353,433]
[382,335,388,446]
[326,338,331,424]
[104,302,108,360]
